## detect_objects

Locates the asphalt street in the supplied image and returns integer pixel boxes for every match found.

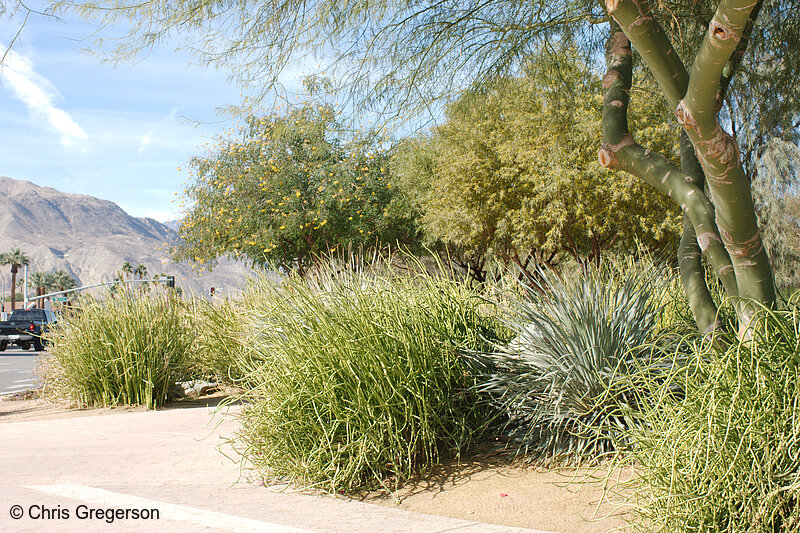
[0,347,40,395]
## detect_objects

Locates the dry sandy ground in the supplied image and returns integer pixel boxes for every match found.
[0,391,634,532]
[360,462,634,532]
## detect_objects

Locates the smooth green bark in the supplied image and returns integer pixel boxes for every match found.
[603,0,775,334]
[600,21,733,332]
[679,0,775,310]
[677,130,725,333]
[679,220,721,334]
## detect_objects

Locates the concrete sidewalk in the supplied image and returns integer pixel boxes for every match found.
[0,404,556,533]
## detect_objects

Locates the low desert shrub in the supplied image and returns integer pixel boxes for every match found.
[40,290,192,409]
[626,294,800,532]
[233,263,507,493]
[476,256,679,465]
[187,297,248,384]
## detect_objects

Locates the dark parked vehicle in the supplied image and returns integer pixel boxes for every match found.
[0,309,57,352]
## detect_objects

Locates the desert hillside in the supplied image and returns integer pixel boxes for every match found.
[0,176,250,297]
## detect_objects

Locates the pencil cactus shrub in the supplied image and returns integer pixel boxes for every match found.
[40,290,193,409]
[232,260,507,492]
[477,256,678,464]
[187,297,249,384]
[625,293,800,531]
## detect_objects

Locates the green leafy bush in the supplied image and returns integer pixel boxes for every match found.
[477,257,677,464]
[627,294,800,532]
[40,290,192,409]
[233,264,506,492]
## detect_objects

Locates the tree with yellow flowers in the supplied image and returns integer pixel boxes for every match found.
[173,104,418,275]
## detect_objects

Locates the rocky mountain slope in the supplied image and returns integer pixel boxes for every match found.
[0,176,250,298]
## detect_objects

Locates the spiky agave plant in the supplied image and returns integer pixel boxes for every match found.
[478,257,677,464]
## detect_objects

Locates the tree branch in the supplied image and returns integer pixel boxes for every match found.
[599,20,737,299]
[607,0,775,330]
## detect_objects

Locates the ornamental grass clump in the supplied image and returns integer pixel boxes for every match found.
[233,264,506,493]
[41,290,192,409]
[626,294,800,532]
[477,257,678,465]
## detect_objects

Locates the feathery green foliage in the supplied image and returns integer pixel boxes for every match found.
[477,256,679,464]
[40,290,192,409]
[233,261,507,492]
[626,294,800,531]
[752,138,800,290]
[393,50,681,270]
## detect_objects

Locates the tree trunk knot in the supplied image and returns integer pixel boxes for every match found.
[675,101,698,133]
[627,15,655,35]
[696,231,723,252]
[710,20,740,44]
[598,136,635,168]
[602,70,623,88]
[608,30,631,55]
[717,264,734,277]
[696,123,739,165]
[598,145,618,168]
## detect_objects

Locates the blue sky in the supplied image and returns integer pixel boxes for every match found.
[0,8,308,222]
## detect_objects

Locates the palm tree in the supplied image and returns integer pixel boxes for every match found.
[0,249,30,311]
[30,271,56,309]
[134,264,148,280]
[119,261,134,288]
[53,270,77,292]
[134,264,149,292]
[120,261,133,279]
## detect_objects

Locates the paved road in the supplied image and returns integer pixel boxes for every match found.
[0,347,40,395]
[0,406,553,533]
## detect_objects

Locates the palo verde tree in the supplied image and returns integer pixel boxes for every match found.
[173,103,417,275]
[597,1,777,336]
[394,49,682,279]
[53,0,800,334]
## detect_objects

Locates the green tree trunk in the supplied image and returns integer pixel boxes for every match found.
[599,2,776,337]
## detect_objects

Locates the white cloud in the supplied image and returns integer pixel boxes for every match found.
[0,49,89,151]
[137,133,151,155]
[143,209,175,222]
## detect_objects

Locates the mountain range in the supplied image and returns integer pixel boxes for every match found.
[0,176,250,298]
